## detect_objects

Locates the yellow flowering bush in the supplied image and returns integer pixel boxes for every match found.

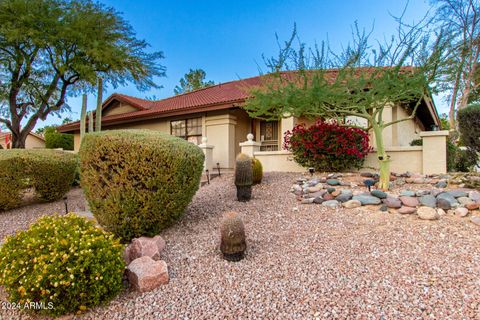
[0,214,125,316]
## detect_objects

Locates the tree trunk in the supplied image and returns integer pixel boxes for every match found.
[372,123,390,190]
[11,129,28,149]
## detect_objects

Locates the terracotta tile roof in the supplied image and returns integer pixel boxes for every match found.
[57,67,430,133]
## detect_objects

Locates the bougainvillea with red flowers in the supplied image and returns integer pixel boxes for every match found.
[284,120,372,172]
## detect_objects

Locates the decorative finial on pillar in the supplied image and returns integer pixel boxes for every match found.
[202,136,208,144]
[247,133,254,142]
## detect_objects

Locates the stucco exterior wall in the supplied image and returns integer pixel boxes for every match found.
[362,147,423,174]
[253,150,304,172]
[205,112,237,169]
[103,102,138,116]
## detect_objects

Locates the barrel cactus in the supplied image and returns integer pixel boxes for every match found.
[220,211,246,261]
[252,158,263,184]
[235,153,253,201]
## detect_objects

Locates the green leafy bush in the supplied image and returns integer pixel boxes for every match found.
[0,150,77,210]
[80,130,204,242]
[409,138,423,146]
[0,214,125,316]
[44,127,74,150]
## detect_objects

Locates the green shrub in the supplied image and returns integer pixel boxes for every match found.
[80,130,204,242]
[252,158,263,184]
[409,138,423,146]
[0,150,77,210]
[458,104,480,156]
[0,214,125,316]
[44,127,74,150]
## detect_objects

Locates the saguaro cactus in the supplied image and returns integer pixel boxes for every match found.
[235,153,253,201]
[80,94,87,141]
[220,211,246,261]
[95,78,103,132]
[88,111,94,133]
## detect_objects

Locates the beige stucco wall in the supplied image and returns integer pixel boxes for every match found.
[362,147,423,174]
[253,150,304,172]
[232,109,251,157]
[103,102,138,116]
[205,112,237,169]
[420,131,449,175]
[25,135,45,149]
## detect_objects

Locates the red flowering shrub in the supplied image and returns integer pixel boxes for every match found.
[284,120,371,172]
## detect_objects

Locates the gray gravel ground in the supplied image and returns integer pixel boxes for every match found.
[1,173,480,319]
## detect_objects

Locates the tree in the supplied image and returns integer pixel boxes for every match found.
[244,23,446,190]
[174,69,214,95]
[0,0,165,148]
[432,0,480,128]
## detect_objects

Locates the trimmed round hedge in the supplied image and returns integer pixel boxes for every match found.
[0,214,125,316]
[79,130,205,242]
[0,150,77,210]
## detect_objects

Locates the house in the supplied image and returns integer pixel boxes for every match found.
[0,131,45,149]
[58,70,447,174]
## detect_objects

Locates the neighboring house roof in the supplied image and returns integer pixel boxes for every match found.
[58,69,440,133]
[0,131,45,142]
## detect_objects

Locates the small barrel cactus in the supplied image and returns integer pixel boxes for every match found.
[252,158,263,184]
[235,153,253,201]
[220,211,246,261]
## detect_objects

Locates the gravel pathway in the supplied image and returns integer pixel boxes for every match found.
[2,173,480,319]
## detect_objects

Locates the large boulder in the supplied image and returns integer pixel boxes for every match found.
[124,235,166,265]
[399,196,419,207]
[436,192,459,207]
[127,256,169,292]
[419,195,437,208]
[417,206,440,220]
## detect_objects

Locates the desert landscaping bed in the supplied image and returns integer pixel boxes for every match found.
[1,172,480,319]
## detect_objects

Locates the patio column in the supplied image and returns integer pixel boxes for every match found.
[239,133,261,157]
[199,137,214,178]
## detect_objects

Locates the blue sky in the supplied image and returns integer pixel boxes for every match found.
[38,0,439,129]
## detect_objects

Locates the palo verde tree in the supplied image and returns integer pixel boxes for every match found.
[244,23,447,190]
[0,0,165,148]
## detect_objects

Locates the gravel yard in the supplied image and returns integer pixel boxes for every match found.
[2,173,480,319]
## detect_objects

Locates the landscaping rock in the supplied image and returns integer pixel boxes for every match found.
[313,197,325,204]
[458,197,474,206]
[290,184,302,193]
[469,191,480,202]
[371,190,387,199]
[326,187,336,193]
[435,180,448,188]
[415,190,430,197]
[341,189,353,197]
[379,204,388,212]
[400,190,416,197]
[466,203,480,210]
[307,190,327,199]
[436,198,452,210]
[470,216,480,226]
[399,196,419,207]
[417,206,440,220]
[437,208,446,216]
[454,207,469,217]
[419,195,437,208]
[335,193,352,203]
[398,206,417,214]
[326,179,340,186]
[323,193,334,201]
[413,178,426,184]
[448,189,468,198]
[301,198,315,204]
[127,256,169,293]
[360,172,375,177]
[331,190,341,197]
[383,197,402,209]
[352,195,381,205]
[322,200,340,208]
[307,186,322,193]
[343,199,362,209]
[436,192,459,206]
[124,235,166,264]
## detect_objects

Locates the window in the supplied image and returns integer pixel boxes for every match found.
[170,117,202,144]
[259,120,278,151]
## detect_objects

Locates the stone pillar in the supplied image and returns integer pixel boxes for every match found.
[205,114,236,168]
[420,130,449,174]
[239,133,261,157]
[198,137,214,177]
